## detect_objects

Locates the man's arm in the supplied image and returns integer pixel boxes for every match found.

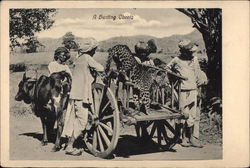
[165,57,177,71]
[87,55,104,72]
[195,57,208,86]
[149,59,155,66]
[134,56,142,64]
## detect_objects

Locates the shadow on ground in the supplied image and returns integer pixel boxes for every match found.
[19,130,68,145]
[19,132,176,159]
[113,135,176,158]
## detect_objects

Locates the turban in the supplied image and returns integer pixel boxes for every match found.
[178,39,198,52]
[79,38,99,53]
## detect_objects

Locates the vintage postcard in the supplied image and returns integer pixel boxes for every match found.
[1,0,249,167]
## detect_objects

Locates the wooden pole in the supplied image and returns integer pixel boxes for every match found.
[156,87,159,103]
[171,81,174,108]
[122,82,127,108]
[126,71,131,108]
[178,80,182,110]
[161,88,165,105]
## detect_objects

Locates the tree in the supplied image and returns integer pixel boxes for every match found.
[23,37,45,53]
[177,8,222,98]
[62,32,79,50]
[9,8,57,50]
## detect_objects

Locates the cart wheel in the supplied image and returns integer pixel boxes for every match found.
[136,119,181,150]
[84,83,120,158]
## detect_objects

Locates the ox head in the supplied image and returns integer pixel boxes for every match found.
[15,70,37,104]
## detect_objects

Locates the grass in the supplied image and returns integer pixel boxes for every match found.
[9,50,202,119]
[10,51,109,65]
[8,49,171,111]
[10,51,221,145]
[10,51,55,65]
[10,51,174,65]
[9,51,173,117]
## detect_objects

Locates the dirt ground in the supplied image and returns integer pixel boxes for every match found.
[10,112,222,161]
[9,71,222,161]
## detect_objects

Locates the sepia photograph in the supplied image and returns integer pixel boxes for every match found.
[1,1,249,167]
[8,7,222,160]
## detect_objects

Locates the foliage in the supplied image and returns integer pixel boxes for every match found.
[177,8,222,98]
[62,32,79,50]
[22,37,45,53]
[9,8,57,50]
[10,63,26,72]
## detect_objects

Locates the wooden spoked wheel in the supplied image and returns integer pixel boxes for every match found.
[135,83,181,150]
[136,119,181,150]
[84,83,120,158]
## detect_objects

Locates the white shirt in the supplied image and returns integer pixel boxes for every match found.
[166,56,204,90]
[48,61,72,76]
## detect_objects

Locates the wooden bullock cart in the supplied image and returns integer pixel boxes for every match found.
[83,65,187,158]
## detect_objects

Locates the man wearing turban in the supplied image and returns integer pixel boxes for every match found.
[166,39,207,148]
[62,38,104,155]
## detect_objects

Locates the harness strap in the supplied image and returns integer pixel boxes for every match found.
[28,80,38,112]
[29,81,38,102]
[31,76,48,110]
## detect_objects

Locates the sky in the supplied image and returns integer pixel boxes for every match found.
[36,8,195,41]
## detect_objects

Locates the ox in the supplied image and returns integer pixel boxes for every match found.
[15,70,71,151]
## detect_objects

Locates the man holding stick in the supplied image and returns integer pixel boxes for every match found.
[166,39,207,148]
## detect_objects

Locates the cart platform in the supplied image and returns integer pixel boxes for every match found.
[123,107,183,124]
[135,109,183,122]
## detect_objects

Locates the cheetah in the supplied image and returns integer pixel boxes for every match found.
[105,45,164,114]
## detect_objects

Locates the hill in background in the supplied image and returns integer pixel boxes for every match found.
[99,30,205,54]
[37,30,205,54]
